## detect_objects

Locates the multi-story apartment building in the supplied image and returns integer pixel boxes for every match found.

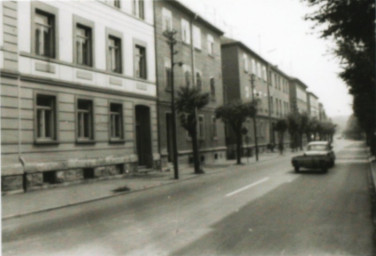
[269,65,291,145]
[0,0,160,193]
[154,0,227,168]
[307,92,319,118]
[221,37,272,156]
[289,77,308,114]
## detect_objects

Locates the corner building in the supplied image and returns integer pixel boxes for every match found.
[0,0,160,193]
[154,0,227,168]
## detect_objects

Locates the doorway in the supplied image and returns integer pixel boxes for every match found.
[135,105,152,168]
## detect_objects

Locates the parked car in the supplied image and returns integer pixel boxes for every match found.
[291,141,335,173]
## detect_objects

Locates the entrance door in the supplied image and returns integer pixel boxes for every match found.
[166,113,173,162]
[135,105,152,168]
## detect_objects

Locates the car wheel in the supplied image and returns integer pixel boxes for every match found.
[322,167,328,173]
[294,166,300,173]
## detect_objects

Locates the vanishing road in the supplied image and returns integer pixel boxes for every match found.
[2,140,373,256]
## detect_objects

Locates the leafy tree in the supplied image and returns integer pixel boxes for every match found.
[298,112,310,150]
[303,0,375,155]
[286,113,300,151]
[215,101,257,165]
[175,86,209,174]
[274,119,288,154]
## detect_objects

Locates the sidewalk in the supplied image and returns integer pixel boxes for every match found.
[2,150,292,220]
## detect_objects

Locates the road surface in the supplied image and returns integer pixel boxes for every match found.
[2,140,373,256]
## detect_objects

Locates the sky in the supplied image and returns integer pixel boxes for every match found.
[180,0,353,118]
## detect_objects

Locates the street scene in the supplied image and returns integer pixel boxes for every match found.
[1,0,375,255]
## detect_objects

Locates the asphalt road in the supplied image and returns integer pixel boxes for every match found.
[2,140,373,256]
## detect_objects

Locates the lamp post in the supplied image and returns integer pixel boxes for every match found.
[250,74,259,161]
[163,29,179,179]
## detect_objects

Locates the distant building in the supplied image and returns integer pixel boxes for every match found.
[289,78,308,114]
[0,0,160,193]
[154,0,227,168]
[221,37,274,156]
[319,103,327,121]
[307,92,319,119]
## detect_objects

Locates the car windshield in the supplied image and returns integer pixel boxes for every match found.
[307,144,327,151]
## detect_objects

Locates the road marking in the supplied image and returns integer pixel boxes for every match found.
[225,177,269,197]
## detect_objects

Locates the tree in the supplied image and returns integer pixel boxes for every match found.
[303,0,375,155]
[274,119,288,155]
[298,112,310,150]
[286,113,300,151]
[215,101,257,165]
[175,86,209,174]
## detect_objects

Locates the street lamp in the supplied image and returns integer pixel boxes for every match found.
[250,74,259,161]
[163,29,180,179]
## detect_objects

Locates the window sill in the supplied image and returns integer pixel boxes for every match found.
[76,139,96,145]
[194,47,202,52]
[34,139,59,146]
[109,138,125,144]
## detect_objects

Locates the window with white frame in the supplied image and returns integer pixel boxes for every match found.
[181,19,190,44]
[193,26,201,49]
[252,59,256,74]
[34,10,55,58]
[243,54,248,72]
[108,35,122,73]
[207,34,214,55]
[257,62,261,78]
[262,66,267,81]
[245,86,250,99]
[135,44,147,79]
[109,103,124,141]
[132,0,145,19]
[35,94,57,143]
[76,24,92,66]
[77,99,94,141]
[162,8,172,32]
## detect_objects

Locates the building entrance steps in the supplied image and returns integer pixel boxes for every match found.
[2,150,297,220]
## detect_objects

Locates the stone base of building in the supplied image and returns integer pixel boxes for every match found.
[2,155,161,194]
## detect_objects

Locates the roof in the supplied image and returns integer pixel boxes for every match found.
[166,0,224,35]
[220,37,269,64]
[290,77,308,89]
[307,91,319,99]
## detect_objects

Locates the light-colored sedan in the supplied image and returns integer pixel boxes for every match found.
[291,141,335,173]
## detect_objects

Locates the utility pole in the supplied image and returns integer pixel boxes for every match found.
[163,29,179,179]
[250,74,259,161]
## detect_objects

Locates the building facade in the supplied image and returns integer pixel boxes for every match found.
[289,78,308,114]
[269,65,291,145]
[154,0,227,168]
[221,38,273,156]
[1,0,160,193]
[307,92,319,118]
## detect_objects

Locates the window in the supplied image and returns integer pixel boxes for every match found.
[245,86,250,99]
[193,26,201,49]
[108,35,122,73]
[34,10,55,58]
[113,0,120,8]
[35,94,57,143]
[198,115,204,139]
[210,77,216,100]
[196,72,202,90]
[211,116,217,139]
[135,44,147,79]
[243,54,248,72]
[181,19,190,44]
[109,103,124,141]
[162,8,172,32]
[262,66,267,81]
[76,24,92,66]
[165,67,172,91]
[77,99,94,142]
[252,59,256,74]
[133,0,145,19]
[185,71,191,87]
[257,62,261,78]
[270,96,273,114]
[207,34,214,55]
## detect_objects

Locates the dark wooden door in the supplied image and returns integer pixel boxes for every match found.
[135,105,152,167]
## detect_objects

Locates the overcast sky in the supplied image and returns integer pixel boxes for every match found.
[180,0,353,118]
